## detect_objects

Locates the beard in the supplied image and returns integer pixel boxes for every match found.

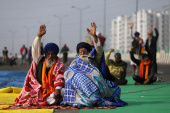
[79,55,90,63]
[45,58,56,68]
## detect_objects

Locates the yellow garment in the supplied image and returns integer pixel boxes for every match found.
[0,87,53,112]
[0,87,22,93]
[105,51,126,79]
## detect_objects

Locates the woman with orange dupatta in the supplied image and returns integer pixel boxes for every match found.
[129,47,157,85]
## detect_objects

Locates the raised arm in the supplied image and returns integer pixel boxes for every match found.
[87,22,98,43]
[153,24,159,40]
[87,22,103,66]
[130,23,134,39]
[105,49,114,65]
[32,25,46,64]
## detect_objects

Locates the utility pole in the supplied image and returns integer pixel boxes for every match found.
[72,6,89,42]
[54,15,68,49]
[103,0,106,36]
[136,0,138,31]
[9,30,17,55]
[23,26,34,48]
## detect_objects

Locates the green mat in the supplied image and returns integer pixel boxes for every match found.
[57,76,170,113]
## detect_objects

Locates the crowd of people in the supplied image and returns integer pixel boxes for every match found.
[1,21,161,107]
[1,41,70,66]
[2,47,18,66]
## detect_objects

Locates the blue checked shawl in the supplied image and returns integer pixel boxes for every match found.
[61,54,127,107]
[88,48,106,79]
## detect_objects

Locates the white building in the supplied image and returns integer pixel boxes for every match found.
[111,9,170,52]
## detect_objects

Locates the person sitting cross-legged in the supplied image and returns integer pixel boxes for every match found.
[130,47,156,85]
[15,25,65,106]
[105,49,128,85]
[61,22,127,107]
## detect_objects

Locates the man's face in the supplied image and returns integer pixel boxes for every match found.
[135,34,139,38]
[115,58,121,63]
[45,51,57,62]
[79,48,90,63]
[147,30,153,36]
[79,48,89,56]
[143,56,149,62]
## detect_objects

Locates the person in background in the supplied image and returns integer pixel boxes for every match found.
[20,45,27,65]
[14,53,18,60]
[15,25,65,106]
[9,53,12,59]
[9,56,17,66]
[28,46,32,65]
[2,47,8,65]
[130,47,156,85]
[105,49,128,85]
[130,23,144,75]
[145,24,159,74]
[60,44,69,64]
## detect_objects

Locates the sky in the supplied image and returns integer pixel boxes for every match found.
[0,0,169,56]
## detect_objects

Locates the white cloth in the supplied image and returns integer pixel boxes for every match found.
[46,87,64,105]
[22,49,25,55]
[32,36,42,65]
[93,38,101,46]
[130,54,142,66]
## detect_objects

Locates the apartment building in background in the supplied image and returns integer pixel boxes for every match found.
[111,9,170,52]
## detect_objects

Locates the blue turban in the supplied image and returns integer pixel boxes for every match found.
[76,42,92,53]
[44,43,59,55]
[134,32,140,36]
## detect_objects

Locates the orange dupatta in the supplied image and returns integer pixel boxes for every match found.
[42,60,57,99]
[139,59,151,80]
[138,37,145,54]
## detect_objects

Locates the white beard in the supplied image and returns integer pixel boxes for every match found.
[80,55,90,63]
[45,58,56,68]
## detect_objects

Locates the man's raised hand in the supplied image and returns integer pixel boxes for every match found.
[109,48,114,53]
[130,23,133,29]
[37,24,46,37]
[87,22,98,43]
[87,22,97,37]
[130,46,134,52]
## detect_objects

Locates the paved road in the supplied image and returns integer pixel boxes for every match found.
[0,58,170,82]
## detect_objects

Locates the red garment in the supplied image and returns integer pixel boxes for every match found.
[20,47,28,55]
[15,58,65,106]
[91,35,106,47]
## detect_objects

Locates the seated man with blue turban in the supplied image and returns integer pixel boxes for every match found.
[61,22,127,107]
[15,25,65,106]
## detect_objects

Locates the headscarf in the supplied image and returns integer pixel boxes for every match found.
[44,43,59,55]
[76,42,92,54]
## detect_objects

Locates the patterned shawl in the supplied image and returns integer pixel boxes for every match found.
[15,58,65,106]
[61,55,127,107]
[88,48,106,79]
